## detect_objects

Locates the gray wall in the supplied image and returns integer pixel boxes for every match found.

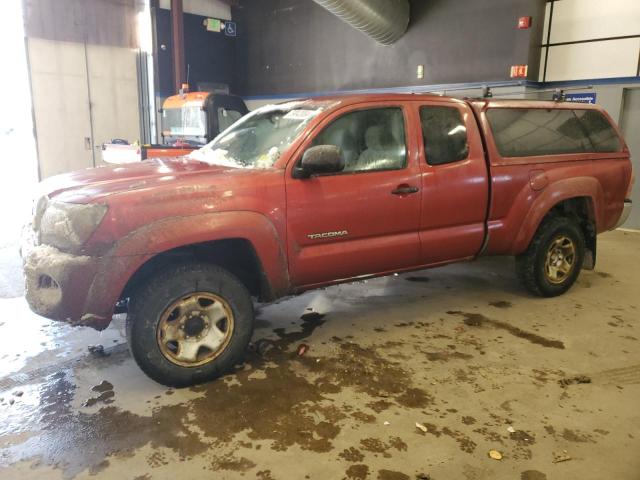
[23,0,144,47]
[590,84,638,126]
[619,87,640,229]
[233,0,546,97]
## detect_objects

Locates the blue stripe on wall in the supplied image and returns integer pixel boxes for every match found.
[243,76,640,101]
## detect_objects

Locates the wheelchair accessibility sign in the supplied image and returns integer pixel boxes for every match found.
[225,21,237,37]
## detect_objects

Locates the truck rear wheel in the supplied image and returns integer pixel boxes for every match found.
[515,216,585,297]
[126,262,254,387]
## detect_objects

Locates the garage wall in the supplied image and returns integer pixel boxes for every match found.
[534,0,640,230]
[233,0,546,98]
[534,0,640,131]
[154,8,239,98]
[620,88,640,229]
[158,0,230,19]
[23,0,144,178]
[23,0,142,47]
[540,0,640,82]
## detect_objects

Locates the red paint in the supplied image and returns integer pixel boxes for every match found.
[26,94,633,329]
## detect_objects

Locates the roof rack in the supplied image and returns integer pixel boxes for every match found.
[469,85,594,101]
[421,81,524,96]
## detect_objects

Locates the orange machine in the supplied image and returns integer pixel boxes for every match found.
[102,90,248,163]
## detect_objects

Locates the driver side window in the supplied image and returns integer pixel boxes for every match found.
[312,107,407,173]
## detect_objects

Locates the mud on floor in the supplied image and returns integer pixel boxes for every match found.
[1,245,640,479]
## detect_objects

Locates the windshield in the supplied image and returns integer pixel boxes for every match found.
[190,101,326,169]
[162,106,207,138]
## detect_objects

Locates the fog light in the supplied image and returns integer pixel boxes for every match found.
[38,274,60,290]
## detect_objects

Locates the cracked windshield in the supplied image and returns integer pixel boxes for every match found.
[191,102,324,169]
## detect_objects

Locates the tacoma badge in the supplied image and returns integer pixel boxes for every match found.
[307,230,349,240]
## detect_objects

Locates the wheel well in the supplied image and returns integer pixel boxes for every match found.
[543,196,597,268]
[120,238,270,303]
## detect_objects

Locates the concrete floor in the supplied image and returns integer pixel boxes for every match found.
[0,230,638,480]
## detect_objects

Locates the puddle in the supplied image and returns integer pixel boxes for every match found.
[1,311,435,477]
[424,351,473,362]
[415,422,477,453]
[2,371,205,478]
[521,471,547,480]
[345,464,369,479]
[510,429,535,445]
[405,276,430,283]
[378,469,410,480]
[339,447,365,462]
[561,428,594,443]
[489,301,512,309]
[447,311,565,349]
[83,380,115,407]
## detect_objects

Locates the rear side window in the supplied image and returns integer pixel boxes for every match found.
[487,108,621,157]
[420,106,469,165]
[573,109,621,152]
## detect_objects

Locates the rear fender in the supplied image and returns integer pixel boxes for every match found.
[511,177,603,255]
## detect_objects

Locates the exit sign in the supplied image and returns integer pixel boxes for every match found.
[510,65,528,78]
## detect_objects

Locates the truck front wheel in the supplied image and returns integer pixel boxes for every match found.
[126,262,254,387]
[515,216,585,297]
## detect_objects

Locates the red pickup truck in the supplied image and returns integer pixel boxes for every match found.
[23,94,633,386]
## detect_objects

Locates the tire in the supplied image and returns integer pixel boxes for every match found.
[515,216,585,297]
[126,262,254,387]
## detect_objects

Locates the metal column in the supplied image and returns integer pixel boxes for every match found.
[171,0,185,92]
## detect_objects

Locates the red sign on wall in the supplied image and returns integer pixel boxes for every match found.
[518,16,532,29]
[510,65,529,78]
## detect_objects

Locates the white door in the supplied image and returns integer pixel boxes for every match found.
[86,44,141,166]
[620,88,640,229]
[28,39,141,179]
[28,38,94,178]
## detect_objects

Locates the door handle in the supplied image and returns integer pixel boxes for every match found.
[391,185,419,195]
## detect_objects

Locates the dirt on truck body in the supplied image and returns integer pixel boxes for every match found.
[23,93,633,386]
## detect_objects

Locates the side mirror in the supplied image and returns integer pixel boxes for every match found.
[459,142,470,159]
[293,145,345,179]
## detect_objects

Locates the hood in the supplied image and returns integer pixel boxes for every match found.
[39,157,241,204]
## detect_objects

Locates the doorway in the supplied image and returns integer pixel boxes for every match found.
[0,1,38,297]
[27,39,141,179]
[620,88,640,230]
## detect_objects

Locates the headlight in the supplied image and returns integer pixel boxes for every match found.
[33,195,49,228]
[39,201,108,251]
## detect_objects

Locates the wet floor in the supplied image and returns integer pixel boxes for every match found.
[1,230,639,479]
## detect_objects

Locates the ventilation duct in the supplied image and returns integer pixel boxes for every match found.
[312,0,410,46]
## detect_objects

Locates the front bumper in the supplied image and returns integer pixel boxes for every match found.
[614,200,632,229]
[22,241,109,328]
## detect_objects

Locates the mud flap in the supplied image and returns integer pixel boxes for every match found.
[583,232,596,270]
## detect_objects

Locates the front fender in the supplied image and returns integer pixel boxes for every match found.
[510,177,603,254]
[83,211,290,322]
